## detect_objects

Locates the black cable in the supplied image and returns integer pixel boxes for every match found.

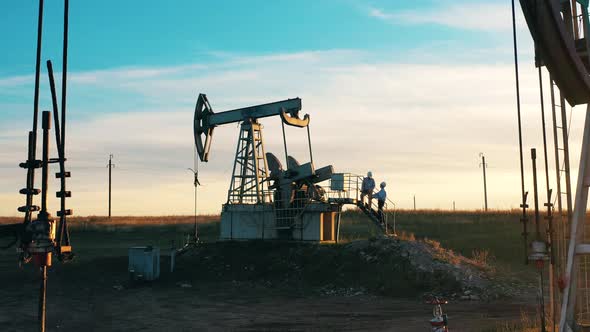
[512,0,529,264]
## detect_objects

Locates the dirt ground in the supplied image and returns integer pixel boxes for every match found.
[0,252,536,332]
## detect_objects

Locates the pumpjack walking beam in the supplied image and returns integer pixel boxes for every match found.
[194,94,308,162]
[193,94,310,204]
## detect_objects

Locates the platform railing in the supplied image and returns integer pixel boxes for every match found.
[324,173,397,234]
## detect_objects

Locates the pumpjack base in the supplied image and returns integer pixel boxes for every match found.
[219,203,340,242]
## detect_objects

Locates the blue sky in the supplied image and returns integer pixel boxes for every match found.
[2,0,504,75]
[2,1,578,215]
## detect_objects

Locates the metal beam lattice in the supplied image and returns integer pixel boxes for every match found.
[560,104,590,331]
[227,121,269,204]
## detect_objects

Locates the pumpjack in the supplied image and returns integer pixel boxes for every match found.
[193,94,393,241]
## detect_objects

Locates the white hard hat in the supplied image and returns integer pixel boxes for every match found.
[380,181,386,188]
[367,171,373,177]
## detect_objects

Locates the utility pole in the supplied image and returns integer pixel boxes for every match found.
[107,154,114,218]
[479,153,488,211]
[453,201,456,211]
[413,195,416,211]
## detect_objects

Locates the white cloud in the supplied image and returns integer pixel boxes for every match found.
[0,74,32,87]
[367,2,523,32]
[0,45,577,215]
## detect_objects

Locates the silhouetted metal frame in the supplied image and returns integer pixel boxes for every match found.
[520,0,590,106]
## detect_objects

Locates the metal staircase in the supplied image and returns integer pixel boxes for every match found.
[356,201,388,233]
[326,173,395,235]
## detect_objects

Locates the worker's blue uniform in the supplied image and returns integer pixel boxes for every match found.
[373,188,387,222]
[360,177,375,206]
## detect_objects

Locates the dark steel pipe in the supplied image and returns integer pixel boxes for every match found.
[47,60,68,246]
[61,0,69,155]
[532,148,541,239]
[24,131,35,224]
[59,0,71,247]
[483,157,488,211]
[281,120,289,166]
[537,69,555,326]
[521,191,530,265]
[32,0,44,134]
[40,111,51,216]
[24,0,45,225]
[545,189,554,264]
[47,61,62,152]
[108,155,113,218]
[37,112,51,332]
[38,266,47,332]
[193,148,198,241]
[306,125,314,166]
[538,68,552,205]
[512,0,529,263]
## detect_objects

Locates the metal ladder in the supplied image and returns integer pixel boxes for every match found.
[550,79,574,330]
[356,196,393,235]
[560,103,590,331]
[356,202,384,230]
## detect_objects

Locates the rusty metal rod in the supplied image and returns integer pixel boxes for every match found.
[38,266,47,332]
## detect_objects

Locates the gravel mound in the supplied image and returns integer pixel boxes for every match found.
[178,237,528,300]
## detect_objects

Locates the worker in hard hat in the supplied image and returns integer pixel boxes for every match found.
[360,171,375,207]
[373,182,387,223]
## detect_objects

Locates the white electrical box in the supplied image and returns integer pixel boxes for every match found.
[128,246,160,281]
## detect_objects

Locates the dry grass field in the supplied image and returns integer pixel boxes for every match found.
[0,210,544,331]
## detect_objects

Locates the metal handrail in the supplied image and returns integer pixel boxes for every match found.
[323,173,398,235]
[352,174,397,235]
